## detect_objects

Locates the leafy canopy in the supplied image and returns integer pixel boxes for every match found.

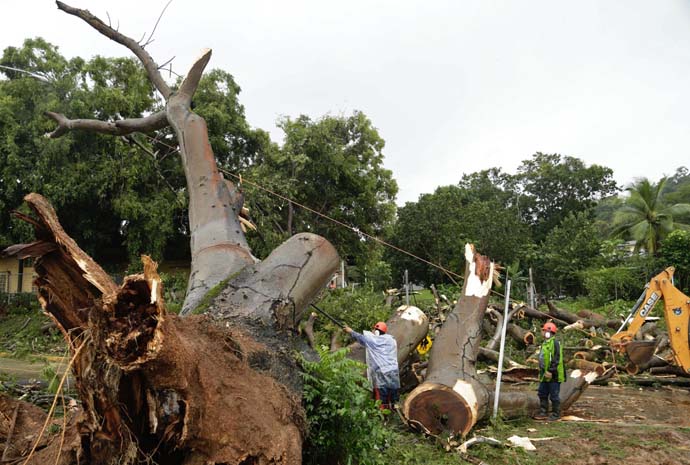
[611,177,690,255]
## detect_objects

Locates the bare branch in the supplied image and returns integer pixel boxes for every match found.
[56,1,172,100]
[45,110,169,138]
[158,55,175,70]
[143,0,173,47]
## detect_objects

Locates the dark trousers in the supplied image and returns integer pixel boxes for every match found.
[538,381,561,403]
[373,386,399,410]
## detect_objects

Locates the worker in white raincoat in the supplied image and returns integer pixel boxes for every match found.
[344,321,400,410]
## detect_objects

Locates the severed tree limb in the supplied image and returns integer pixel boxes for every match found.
[167,49,256,314]
[506,322,535,346]
[44,110,168,138]
[56,1,172,99]
[403,244,494,436]
[478,347,521,369]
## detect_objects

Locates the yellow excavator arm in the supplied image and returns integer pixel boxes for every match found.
[610,267,690,373]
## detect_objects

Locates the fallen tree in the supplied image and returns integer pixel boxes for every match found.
[402,244,494,436]
[1,2,342,463]
[402,246,596,436]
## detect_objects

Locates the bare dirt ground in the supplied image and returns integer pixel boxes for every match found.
[512,384,690,465]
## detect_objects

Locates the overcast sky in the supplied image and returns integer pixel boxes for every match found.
[3,0,690,204]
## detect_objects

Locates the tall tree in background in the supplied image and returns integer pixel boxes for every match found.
[0,38,174,262]
[0,39,274,265]
[516,152,618,241]
[247,112,398,266]
[612,177,690,255]
[388,171,531,285]
[538,211,601,295]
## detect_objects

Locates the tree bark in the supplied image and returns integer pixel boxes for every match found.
[402,244,494,436]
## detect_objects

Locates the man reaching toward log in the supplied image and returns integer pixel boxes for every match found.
[535,321,566,421]
[344,322,400,410]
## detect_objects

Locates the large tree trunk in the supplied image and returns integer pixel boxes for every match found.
[402,244,494,436]
[1,3,342,464]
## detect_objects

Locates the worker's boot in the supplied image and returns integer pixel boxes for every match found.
[548,401,560,421]
[533,398,549,420]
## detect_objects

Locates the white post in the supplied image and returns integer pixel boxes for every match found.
[404,269,409,306]
[340,260,346,289]
[492,279,511,419]
[528,267,535,309]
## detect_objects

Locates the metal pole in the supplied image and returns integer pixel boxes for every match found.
[528,267,535,309]
[340,260,346,289]
[405,269,409,306]
[493,279,511,419]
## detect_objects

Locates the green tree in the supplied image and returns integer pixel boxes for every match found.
[246,112,398,266]
[388,181,532,286]
[660,229,690,292]
[0,39,274,265]
[0,38,176,263]
[516,152,618,241]
[537,211,601,295]
[611,177,690,255]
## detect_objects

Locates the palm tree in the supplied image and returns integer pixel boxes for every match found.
[612,177,690,255]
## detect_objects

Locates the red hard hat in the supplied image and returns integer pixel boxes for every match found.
[373,321,388,333]
[542,322,557,333]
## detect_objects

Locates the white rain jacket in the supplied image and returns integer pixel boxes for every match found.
[351,330,400,389]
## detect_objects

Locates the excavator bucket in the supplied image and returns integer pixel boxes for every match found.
[625,340,658,366]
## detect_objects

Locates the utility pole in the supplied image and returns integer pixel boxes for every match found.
[404,269,409,306]
[341,260,346,289]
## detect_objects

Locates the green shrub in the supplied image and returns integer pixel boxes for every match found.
[581,266,642,306]
[301,347,390,465]
[313,289,391,339]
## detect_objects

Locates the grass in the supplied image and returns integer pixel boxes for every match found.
[0,303,65,358]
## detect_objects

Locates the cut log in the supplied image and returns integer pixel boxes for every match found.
[403,244,494,436]
[490,370,597,418]
[545,301,580,324]
[478,347,513,369]
[546,302,620,330]
[506,323,535,346]
[626,354,670,375]
[568,359,606,376]
[573,351,597,362]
